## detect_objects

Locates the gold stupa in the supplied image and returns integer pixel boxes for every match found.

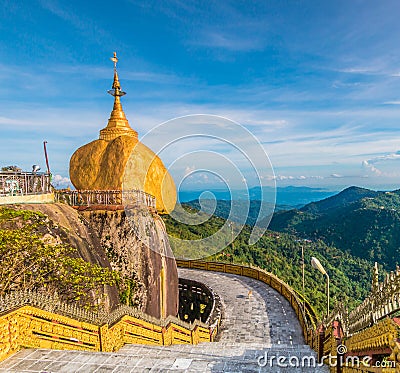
[69,53,176,213]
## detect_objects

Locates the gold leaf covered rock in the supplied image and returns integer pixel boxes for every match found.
[69,53,176,213]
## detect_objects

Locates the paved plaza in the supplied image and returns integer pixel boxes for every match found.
[0,269,328,372]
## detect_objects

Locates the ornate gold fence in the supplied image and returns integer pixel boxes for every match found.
[347,265,400,336]
[9,259,399,370]
[0,290,217,363]
[319,262,400,372]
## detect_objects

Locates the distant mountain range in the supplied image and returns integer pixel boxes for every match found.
[269,186,400,270]
[183,199,273,226]
[179,186,337,208]
[184,186,400,270]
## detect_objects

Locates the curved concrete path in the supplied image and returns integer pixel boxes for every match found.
[0,269,327,372]
[178,268,304,346]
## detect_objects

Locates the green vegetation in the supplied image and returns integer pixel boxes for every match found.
[163,204,380,318]
[184,199,274,226]
[270,186,400,270]
[1,165,21,172]
[0,207,120,310]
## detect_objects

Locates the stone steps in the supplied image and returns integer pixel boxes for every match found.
[119,342,316,357]
[0,343,329,372]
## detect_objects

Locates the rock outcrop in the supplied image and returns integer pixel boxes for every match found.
[82,206,178,319]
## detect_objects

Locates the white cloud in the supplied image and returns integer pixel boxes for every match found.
[370,151,400,163]
[184,165,196,176]
[52,174,71,187]
[264,174,325,181]
[362,151,400,177]
[362,160,382,175]
[192,30,265,52]
[337,67,378,75]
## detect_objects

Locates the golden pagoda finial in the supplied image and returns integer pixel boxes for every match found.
[99,52,138,141]
[111,51,118,69]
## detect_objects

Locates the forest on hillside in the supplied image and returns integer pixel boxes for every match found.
[163,204,379,318]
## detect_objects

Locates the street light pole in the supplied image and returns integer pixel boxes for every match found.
[301,245,305,316]
[228,222,234,263]
[326,273,330,317]
[231,223,234,253]
[311,257,330,317]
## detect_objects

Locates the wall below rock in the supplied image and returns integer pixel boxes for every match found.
[82,206,178,319]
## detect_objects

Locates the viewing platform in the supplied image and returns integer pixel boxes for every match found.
[0,170,53,204]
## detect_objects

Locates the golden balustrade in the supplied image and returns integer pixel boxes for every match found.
[348,265,400,336]
[346,318,399,354]
[0,289,218,363]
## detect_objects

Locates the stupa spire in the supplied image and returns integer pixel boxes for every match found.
[99,52,138,141]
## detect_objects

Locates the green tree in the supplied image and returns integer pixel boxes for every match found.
[0,207,120,310]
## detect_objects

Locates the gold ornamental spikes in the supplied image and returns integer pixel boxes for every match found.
[108,52,125,97]
[99,52,138,141]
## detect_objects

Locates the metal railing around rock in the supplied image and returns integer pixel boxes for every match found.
[54,189,156,210]
[0,288,217,363]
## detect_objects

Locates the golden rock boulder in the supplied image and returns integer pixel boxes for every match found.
[69,54,176,213]
[69,136,176,213]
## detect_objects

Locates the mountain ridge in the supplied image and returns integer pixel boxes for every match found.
[269,186,400,269]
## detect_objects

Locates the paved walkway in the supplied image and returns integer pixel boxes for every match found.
[178,268,304,346]
[0,269,327,372]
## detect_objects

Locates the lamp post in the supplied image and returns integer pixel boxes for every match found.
[311,257,330,317]
[301,245,305,316]
[228,222,234,263]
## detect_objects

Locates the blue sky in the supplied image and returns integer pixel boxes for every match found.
[2,0,400,190]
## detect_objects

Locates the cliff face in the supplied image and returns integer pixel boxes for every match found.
[7,203,120,311]
[82,206,178,319]
[4,203,178,318]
